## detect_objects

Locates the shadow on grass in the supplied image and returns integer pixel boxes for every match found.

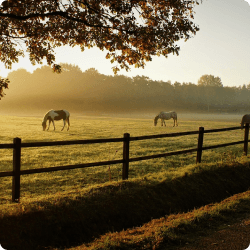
[1,163,250,250]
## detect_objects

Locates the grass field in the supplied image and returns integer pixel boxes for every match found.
[0,113,246,204]
[1,112,250,250]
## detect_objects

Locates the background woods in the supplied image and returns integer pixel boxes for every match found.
[1,64,250,115]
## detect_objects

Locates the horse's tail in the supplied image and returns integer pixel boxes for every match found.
[173,111,178,126]
[240,115,250,130]
[241,117,245,129]
[171,111,177,118]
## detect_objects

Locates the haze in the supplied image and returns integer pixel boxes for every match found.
[1,65,250,116]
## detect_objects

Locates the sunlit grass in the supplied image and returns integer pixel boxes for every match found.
[0,114,246,204]
[1,113,250,249]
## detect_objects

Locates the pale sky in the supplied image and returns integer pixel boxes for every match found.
[0,0,250,87]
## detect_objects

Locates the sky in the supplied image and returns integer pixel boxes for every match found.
[0,0,250,87]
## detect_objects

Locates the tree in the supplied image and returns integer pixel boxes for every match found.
[197,74,223,87]
[198,74,223,112]
[0,0,201,75]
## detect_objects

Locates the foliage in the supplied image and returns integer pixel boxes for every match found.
[198,74,223,87]
[0,0,201,74]
[0,77,9,99]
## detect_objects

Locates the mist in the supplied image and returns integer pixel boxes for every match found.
[1,64,250,117]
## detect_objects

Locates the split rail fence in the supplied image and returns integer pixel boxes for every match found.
[0,124,249,202]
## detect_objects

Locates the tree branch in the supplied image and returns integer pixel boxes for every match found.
[0,11,107,28]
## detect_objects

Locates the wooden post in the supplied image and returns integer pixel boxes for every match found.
[122,133,130,180]
[244,123,249,156]
[12,137,21,202]
[196,127,204,164]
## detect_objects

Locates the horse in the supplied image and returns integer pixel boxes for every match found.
[154,111,178,127]
[42,110,70,131]
[240,114,250,129]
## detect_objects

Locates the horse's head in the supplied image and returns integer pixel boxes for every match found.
[154,116,158,126]
[42,121,47,131]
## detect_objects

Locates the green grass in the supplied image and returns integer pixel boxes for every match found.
[0,114,246,203]
[0,113,249,249]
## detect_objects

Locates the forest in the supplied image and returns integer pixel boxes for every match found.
[1,63,250,115]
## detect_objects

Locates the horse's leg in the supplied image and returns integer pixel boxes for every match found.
[61,119,65,131]
[52,120,56,130]
[67,118,70,131]
[163,120,166,126]
[47,120,51,130]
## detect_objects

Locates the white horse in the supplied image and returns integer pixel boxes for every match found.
[241,114,250,128]
[42,110,70,131]
[154,111,178,127]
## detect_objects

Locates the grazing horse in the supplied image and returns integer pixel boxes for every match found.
[241,114,250,129]
[42,110,70,131]
[154,111,178,127]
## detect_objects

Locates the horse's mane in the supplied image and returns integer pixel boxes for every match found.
[42,110,51,123]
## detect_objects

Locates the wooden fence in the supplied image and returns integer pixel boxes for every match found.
[0,124,249,202]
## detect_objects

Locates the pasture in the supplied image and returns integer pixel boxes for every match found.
[2,112,250,250]
[0,112,246,204]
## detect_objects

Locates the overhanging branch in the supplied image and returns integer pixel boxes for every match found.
[0,11,107,28]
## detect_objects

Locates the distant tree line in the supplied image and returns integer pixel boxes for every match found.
[3,64,250,114]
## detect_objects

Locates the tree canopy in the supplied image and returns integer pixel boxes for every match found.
[198,74,223,87]
[0,0,201,74]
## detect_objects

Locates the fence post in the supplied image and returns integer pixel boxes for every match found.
[122,133,130,180]
[196,127,204,164]
[12,137,21,202]
[244,123,249,156]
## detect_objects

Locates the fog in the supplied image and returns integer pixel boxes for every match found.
[1,64,249,119]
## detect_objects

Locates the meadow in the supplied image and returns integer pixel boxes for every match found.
[1,112,250,250]
[0,112,246,204]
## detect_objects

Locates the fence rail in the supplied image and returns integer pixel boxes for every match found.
[0,124,249,202]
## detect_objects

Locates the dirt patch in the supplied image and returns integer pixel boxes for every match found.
[177,214,250,250]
